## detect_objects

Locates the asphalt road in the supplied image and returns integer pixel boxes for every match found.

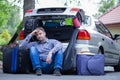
[0,66,120,80]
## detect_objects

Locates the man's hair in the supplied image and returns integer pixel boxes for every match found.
[36,27,45,32]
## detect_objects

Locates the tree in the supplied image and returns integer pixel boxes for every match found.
[0,0,21,33]
[98,0,115,15]
[0,0,22,45]
[0,0,12,30]
[23,0,35,15]
[23,0,35,28]
[12,0,35,19]
[93,0,115,18]
[7,0,35,36]
[118,0,120,3]
[7,0,35,44]
[7,5,21,35]
[64,0,81,6]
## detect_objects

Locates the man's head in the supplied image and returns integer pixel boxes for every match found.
[35,27,46,42]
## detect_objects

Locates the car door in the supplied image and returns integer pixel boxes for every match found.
[96,21,119,64]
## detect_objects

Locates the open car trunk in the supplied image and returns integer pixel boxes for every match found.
[24,16,75,42]
[44,26,74,41]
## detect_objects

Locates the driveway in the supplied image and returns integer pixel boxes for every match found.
[1,64,120,80]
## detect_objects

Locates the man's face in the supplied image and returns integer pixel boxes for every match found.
[35,30,46,41]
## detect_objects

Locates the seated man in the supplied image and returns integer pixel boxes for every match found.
[20,27,63,76]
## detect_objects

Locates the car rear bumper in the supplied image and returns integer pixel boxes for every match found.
[62,43,99,54]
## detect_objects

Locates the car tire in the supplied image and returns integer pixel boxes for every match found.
[98,47,104,54]
[114,58,120,72]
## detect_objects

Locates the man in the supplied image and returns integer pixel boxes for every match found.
[20,27,63,76]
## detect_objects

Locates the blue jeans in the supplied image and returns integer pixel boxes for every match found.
[30,46,63,74]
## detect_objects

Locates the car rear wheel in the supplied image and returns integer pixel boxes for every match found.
[98,47,104,54]
[114,57,120,72]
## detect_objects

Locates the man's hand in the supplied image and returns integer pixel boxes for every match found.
[46,51,52,64]
[30,29,39,36]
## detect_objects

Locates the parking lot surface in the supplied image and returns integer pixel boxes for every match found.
[0,66,120,80]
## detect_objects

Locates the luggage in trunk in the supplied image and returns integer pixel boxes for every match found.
[24,19,43,41]
[24,19,43,37]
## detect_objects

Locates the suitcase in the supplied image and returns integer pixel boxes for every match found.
[3,45,32,73]
[76,54,105,75]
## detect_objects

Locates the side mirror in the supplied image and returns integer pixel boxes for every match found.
[114,34,120,40]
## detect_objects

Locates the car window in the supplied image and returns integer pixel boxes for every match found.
[82,15,91,26]
[117,39,120,48]
[95,21,113,38]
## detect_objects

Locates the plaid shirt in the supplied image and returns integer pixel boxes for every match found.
[20,34,62,61]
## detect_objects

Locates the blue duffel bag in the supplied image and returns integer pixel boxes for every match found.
[76,54,105,75]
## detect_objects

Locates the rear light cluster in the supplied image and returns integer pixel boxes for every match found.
[26,9,33,13]
[19,30,24,40]
[77,30,90,40]
[70,8,79,12]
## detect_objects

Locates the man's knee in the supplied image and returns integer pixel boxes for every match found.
[55,50,63,59]
[56,50,63,55]
[30,46,38,55]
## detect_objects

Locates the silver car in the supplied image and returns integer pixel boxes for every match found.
[18,7,120,71]
[75,16,120,71]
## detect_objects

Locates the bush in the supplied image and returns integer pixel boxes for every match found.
[0,29,11,45]
[0,51,2,61]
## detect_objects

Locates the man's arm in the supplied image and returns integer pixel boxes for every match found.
[46,39,62,64]
[20,29,38,49]
[19,34,32,48]
[50,39,62,54]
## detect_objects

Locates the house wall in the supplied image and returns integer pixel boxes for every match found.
[106,23,120,48]
[106,23,120,35]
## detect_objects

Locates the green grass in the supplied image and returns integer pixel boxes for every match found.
[0,51,3,61]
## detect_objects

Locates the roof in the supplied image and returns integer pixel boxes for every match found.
[98,4,120,25]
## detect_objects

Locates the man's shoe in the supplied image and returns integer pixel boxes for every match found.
[53,68,61,76]
[36,67,42,76]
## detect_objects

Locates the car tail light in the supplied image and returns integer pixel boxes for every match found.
[77,30,90,40]
[70,8,79,12]
[26,9,33,13]
[19,30,24,40]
